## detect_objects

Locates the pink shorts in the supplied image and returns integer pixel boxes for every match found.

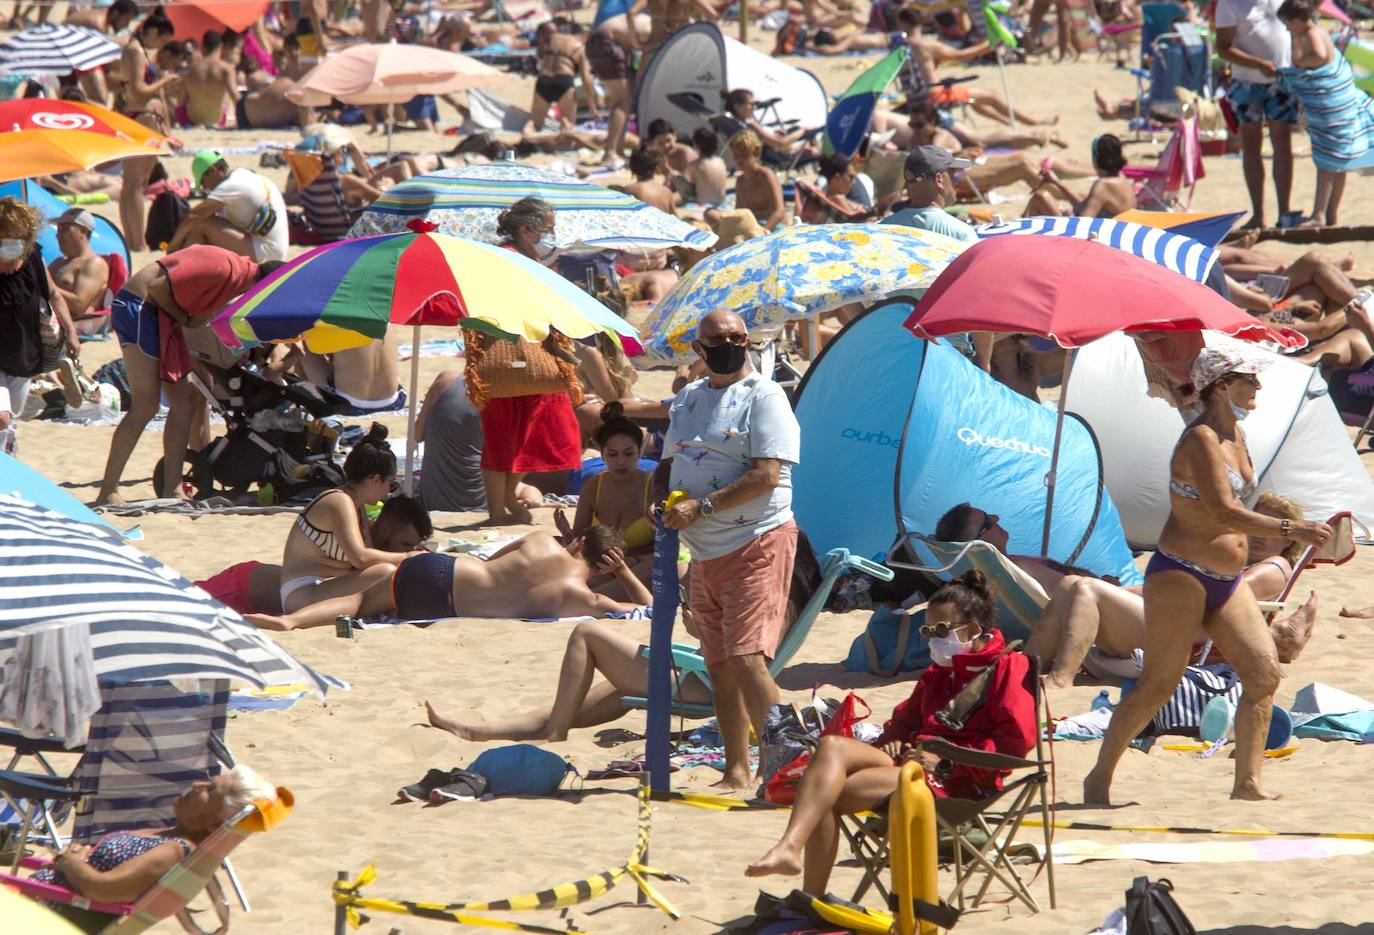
[689,520,798,667]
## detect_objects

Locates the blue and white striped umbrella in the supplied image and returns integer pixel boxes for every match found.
[0,23,121,77]
[976,215,1219,285]
[0,495,330,697]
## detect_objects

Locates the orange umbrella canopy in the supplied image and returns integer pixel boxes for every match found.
[0,99,169,183]
[289,42,501,106]
[163,0,270,40]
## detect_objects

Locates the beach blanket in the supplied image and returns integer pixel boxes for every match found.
[1280,53,1374,173]
[1290,681,1374,741]
[228,678,349,712]
[1048,837,1374,865]
[94,497,306,517]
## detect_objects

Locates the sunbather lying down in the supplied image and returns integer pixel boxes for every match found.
[246,528,650,631]
[23,766,273,920]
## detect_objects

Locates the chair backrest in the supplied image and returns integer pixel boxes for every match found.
[887,535,1049,641]
[1275,512,1358,604]
[106,788,293,934]
[768,548,894,678]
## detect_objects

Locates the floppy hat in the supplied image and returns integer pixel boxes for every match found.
[1189,346,1270,392]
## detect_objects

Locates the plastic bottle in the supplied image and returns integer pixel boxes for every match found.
[1090,690,1114,712]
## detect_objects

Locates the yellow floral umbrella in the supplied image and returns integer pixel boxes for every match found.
[638,224,968,360]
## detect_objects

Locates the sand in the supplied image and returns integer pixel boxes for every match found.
[12,7,1374,933]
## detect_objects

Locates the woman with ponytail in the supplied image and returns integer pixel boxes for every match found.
[746,570,1037,895]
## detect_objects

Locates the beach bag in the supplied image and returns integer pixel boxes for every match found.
[764,694,870,805]
[468,332,569,401]
[1146,664,1242,737]
[845,605,931,677]
[93,359,132,412]
[1124,877,1196,934]
[145,189,190,250]
[469,743,573,796]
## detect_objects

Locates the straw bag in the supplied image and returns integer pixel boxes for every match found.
[468,333,569,401]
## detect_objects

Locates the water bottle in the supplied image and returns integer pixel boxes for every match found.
[1090,690,1114,712]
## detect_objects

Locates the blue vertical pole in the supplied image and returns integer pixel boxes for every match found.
[645,511,680,795]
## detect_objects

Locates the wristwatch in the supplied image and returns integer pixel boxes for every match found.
[699,497,716,516]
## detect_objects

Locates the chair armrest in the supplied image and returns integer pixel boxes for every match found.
[0,768,80,802]
[919,738,1039,771]
[637,642,708,674]
[1257,599,1285,616]
[842,553,895,582]
[0,727,82,756]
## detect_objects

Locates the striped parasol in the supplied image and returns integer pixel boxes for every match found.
[0,24,121,77]
[0,495,331,696]
[975,215,1219,284]
[350,163,717,253]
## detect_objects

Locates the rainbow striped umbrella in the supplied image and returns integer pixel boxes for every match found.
[212,229,638,354]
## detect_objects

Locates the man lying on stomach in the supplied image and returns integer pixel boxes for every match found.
[247,527,651,630]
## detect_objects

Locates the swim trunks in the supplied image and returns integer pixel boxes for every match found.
[1227,78,1299,125]
[111,289,160,359]
[393,552,457,621]
[535,74,577,104]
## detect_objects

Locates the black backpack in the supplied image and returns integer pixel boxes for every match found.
[1125,877,1196,934]
[145,189,191,251]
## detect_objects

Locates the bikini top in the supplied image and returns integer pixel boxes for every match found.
[1169,429,1256,503]
[294,490,352,564]
[591,472,654,550]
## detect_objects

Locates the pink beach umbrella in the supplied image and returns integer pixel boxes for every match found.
[289,42,501,152]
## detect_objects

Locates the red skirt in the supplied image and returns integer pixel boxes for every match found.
[479,392,582,473]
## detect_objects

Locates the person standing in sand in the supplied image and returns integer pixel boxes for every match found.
[1084,348,1331,805]
[63,0,139,105]
[117,11,182,253]
[629,0,719,64]
[658,310,801,793]
[523,23,599,146]
[179,31,237,128]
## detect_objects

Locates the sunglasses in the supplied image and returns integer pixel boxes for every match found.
[976,513,999,537]
[699,334,749,348]
[919,619,972,640]
[1228,372,1260,387]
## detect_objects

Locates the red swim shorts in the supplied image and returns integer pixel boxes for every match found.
[688,520,799,667]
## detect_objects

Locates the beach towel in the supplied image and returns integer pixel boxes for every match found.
[1280,53,1374,172]
[1049,838,1374,865]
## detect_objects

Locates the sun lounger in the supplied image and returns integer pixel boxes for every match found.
[0,786,292,934]
[621,548,893,719]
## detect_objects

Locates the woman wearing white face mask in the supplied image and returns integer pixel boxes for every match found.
[496,196,559,265]
[0,197,78,456]
[746,570,1037,894]
[1085,347,1333,807]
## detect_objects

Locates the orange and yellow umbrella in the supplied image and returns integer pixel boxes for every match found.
[0,99,170,184]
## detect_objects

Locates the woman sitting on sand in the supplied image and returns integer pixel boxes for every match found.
[745,571,1036,894]
[1023,133,1136,218]
[31,766,273,919]
[556,403,682,598]
[1026,492,1322,687]
[276,424,419,619]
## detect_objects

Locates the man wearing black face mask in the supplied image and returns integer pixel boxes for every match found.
[657,310,801,793]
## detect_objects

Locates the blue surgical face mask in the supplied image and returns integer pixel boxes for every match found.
[535,232,558,260]
[1230,402,1250,421]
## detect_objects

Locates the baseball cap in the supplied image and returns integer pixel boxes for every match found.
[191,148,224,190]
[1189,346,1270,392]
[903,145,972,182]
[54,207,95,232]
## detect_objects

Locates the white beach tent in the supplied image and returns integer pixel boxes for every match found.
[634,22,828,143]
[1066,332,1374,548]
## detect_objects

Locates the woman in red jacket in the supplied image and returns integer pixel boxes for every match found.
[746,570,1037,895]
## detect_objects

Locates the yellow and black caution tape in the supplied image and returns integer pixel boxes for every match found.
[1023,817,1374,841]
[333,778,686,932]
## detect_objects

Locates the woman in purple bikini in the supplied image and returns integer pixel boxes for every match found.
[1084,347,1331,805]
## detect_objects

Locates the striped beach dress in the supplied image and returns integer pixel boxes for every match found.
[1279,51,1374,173]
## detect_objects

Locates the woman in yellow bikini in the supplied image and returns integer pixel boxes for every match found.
[556,402,684,600]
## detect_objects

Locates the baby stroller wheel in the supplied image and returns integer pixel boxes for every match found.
[152,450,215,501]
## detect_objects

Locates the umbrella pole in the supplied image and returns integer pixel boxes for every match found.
[1040,355,1072,556]
[404,324,421,496]
[386,109,394,161]
[997,47,1018,131]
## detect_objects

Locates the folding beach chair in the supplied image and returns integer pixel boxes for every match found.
[1122,115,1204,210]
[1196,512,1359,665]
[620,548,894,718]
[666,92,820,178]
[840,654,1057,914]
[0,785,293,934]
[886,533,1051,642]
[1146,23,1210,122]
[72,253,127,340]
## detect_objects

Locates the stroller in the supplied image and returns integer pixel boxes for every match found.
[154,362,352,501]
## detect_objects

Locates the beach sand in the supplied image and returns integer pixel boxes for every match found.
[14,14,1374,933]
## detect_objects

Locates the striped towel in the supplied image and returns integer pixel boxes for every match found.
[1280,52,1374,172]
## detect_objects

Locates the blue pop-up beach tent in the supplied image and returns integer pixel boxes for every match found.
[792,301,1141,585]
[0,178,129,270]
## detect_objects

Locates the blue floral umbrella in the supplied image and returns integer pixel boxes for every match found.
[639,224,968,361]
